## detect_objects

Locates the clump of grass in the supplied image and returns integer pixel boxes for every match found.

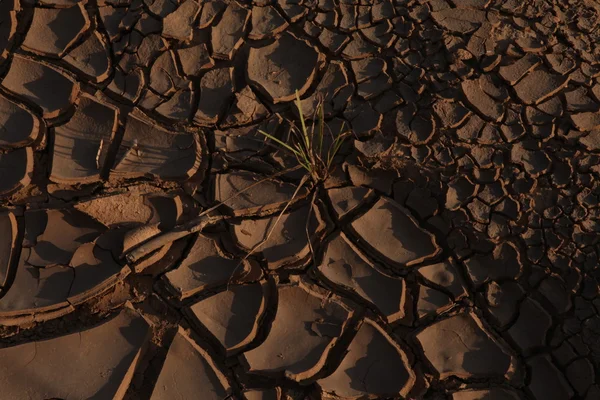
[259,91,350,184]
[127,92,351,273]
[223,91,352,270]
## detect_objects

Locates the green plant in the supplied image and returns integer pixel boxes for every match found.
[127,92,351,273]
[258,91,350,183]
[226,92,350,273]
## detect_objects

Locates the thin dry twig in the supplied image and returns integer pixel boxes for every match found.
[239,174,309,262]
[225,174,310,290]
[127,91,352,277]
[125,166,302,264]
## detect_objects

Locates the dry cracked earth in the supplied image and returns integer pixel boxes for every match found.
[1,0,600,399]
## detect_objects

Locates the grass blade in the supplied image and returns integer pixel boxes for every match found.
[232,174,310,269]
[258,130,302,157]
[226,174,310,289]
[126,166,303,264]
[295,91,311,153]
[327,122,347,169]
[318,102,324,158]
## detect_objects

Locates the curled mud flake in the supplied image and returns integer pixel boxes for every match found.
[241,281,351,382]
[446,176,478,211]
[506,297,552,353]
[22,5,90,58]
[484,281,525,328]
[513,69,569,105]
[186,281,269,356]
[349,197,441,268]
[0,0,17,63]
[1,55,79,118]
[213,170,307,217]
[67,241,130,306]
[150,327,232,400]
[177,43,214,77]
[26,208,106,267]
[162,0,200,41]
[415,312,519,380]
[499,53,542,85]
[211,1,250,60]
[111,114,201,180]
[221,86,269,128]
[163,233,258,299]
[317,232,407,323]
[527,355,574,400]
[51,95,118,185]
[243,388,282,400]
[433,99,471,128]
[461,78,505,122]
[0,147,33,197]
[326,186,374,220]
[106,67,144,103]
[0,307,151,399]
[0,248,74,321]
[149,50,186,96]
[247,33,320,103]
[0,212,18,289]
[63,31,112,83]
[571,111,600,132]
[197,0,226,28]
[430,7,487,34]
[463,242,523,287]
[249,6,288,40]
[318,319,416,398]
[451,388,523,400]
[510,142,552,177]
[417,259,468,300]
[0,93,41,149]
[417,285,453,319]
[194,67,234,126]
[231,201,329,270]
[156,84,195,122]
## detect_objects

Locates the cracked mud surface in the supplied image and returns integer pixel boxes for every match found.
[1,0,600,399]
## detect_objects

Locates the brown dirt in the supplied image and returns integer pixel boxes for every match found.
[0,0,599,399]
